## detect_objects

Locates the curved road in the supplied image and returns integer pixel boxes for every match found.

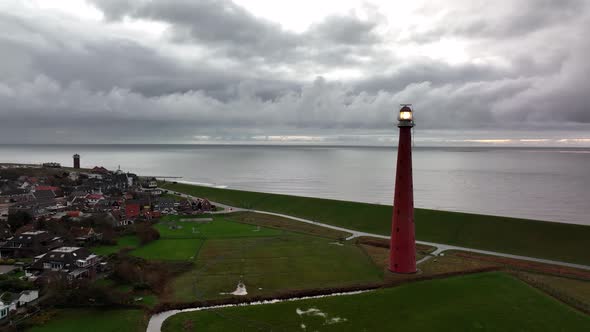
[149,189,590,332]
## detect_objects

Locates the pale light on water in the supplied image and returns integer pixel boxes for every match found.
[0,144,588,225]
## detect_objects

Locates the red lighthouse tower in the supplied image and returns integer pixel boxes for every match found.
[389,105,416,273]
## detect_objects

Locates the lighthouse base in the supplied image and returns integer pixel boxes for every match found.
[387,267,420,275]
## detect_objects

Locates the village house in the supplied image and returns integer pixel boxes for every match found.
[140,177,162,196]
[85,193,104,205]
[124,200,141,221]
[91,198,120,213]
[0,224,12,242]
[125,172,138,187]
[68,172,80,182]
[177,199,193,213]
[7,204,38,218]
[27,247,98,280]
[155,197,175,213]
[33,185,60,195]
[106,210,129,227]
[0,290,39,320]
[32,190,57,210]
[0,201,10,222]
[0,183,33,206]
[91,166,109,175]
[110,173,131,191]
[67,191,88,211]
[0,231,63,258]
[70,227,101,246]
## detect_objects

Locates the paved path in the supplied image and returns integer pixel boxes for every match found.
[246,209,590,270]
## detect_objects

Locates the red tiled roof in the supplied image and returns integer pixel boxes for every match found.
[92,166,109,174]
[67,211,81,218]
[36,185,60,191]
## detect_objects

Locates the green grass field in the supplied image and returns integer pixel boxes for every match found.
[163,272,590,331]
[225,212,351,240]
[128,215,282,261]
[89,214,381,302]
[157,215,282,239]
[160,182,590,265]
[131,238,205,261]
[170,233,382,302]
[27,309,145,332]
[91,215,282,261]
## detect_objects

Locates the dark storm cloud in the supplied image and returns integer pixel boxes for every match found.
[492,36,590,124]
[90,0,383,65]
[0,0,589,143]
[0,11,298,99]
[307,14,380,45]
[136,0,298,59]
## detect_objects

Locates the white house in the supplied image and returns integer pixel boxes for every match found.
[84,173,103,180]
[68,172,80,181]
[0,300,16,320]
[0,290,39,319]
[16,290,38,306]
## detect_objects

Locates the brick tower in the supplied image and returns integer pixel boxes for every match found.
[73,154,80,169]
[389,105,417,273]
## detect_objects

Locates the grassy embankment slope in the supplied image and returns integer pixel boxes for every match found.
[160,182,590,265]
[162,272,590,332]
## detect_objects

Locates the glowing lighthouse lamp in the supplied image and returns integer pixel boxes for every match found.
[399,106,413,123]
[389,104,417,274]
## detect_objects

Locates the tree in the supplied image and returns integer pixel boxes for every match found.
[0,274,34,293]
[112,260,140,284]
[136,223,160,245]
[7,211,32,231]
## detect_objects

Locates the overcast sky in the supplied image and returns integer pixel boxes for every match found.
[1,0,589,145]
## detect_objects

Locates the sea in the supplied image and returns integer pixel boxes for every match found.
[0,144,589,226]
